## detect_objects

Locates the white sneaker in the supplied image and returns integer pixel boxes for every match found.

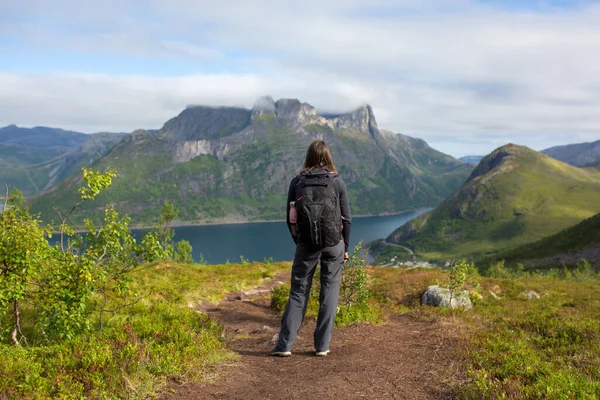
[315,350,330,357]
[271,350,292,357]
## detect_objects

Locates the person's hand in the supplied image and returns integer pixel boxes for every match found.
[343,252,349,263]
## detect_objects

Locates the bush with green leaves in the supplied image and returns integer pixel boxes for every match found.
[158,200,178,260]
[0,168,180,344]
[448,260,470,294]
[271,242,382,327]
[175,240,194,264]
[0,168,230,398]
[0,190,51,345]
[487,260,513,279]
[340,242,369,307]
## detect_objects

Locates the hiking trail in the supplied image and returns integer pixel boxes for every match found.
[162,271,458,400]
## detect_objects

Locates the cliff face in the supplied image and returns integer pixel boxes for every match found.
[30,97,473,225]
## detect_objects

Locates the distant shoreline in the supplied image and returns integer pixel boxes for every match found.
[56,208,431,234]
[126,208,432,231]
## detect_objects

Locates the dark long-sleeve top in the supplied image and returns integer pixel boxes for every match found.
[286,168,352,252]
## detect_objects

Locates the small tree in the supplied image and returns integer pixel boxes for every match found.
[159,200,178,260]
[38,169,118,340]
[448,260,469,297]
[174,240,194,264]
[54,168,116,250]
[487,260,511,279]
[37,168,159,339]
[0,188,50,345]
[340,242,369,307]
[0,168,192,344]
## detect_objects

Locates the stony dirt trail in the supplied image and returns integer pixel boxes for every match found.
[163,272,458,400]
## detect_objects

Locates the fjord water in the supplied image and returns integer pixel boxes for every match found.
[147,209,429,264]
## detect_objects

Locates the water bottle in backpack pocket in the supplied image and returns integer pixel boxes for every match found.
[289,201,297,237]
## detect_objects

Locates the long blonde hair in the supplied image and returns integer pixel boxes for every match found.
[302,140,337,172]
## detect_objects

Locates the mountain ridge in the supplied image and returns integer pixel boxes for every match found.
[0,125,128,196]
[385,144,600,259]
[542,139,600,167]
[29,97,474,226]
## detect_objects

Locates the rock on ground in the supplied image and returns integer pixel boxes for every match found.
[520,290,541,300]
[422,285,473,310]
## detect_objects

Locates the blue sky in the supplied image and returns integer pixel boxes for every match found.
[1,0,600,157]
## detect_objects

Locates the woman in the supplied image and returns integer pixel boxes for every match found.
[271,139,351,357]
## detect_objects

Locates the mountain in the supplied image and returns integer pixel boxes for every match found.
[385,144,600,260]
[459,155,484,164]
[495,211,600,268]
[542,140,600,167]
[0,124,87,148]
[29,97,474,226]
[0,125,128,196]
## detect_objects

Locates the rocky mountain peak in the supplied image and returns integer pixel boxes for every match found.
[251,96,276,118]
[274,98,317,122]
[161,105,251,141]
[466,144,529,183]
[251,96,317,125]
[329,104,378,135]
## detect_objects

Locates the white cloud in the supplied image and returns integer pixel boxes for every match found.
[1,0,600,156]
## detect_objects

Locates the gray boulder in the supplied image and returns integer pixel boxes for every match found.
[422,285,473,310]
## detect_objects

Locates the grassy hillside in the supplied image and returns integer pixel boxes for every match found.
[386,144,600,260]
[493,211,600,268]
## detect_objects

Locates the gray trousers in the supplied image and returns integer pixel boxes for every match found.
[275,240,345,352]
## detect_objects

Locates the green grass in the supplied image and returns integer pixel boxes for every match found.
[369,266,600,399]
[494,211,600,267]
[0,261,289,399]
[5,258,599,399]
[129,261,286,303]
[460,277,600,399]
[386,145,600,261]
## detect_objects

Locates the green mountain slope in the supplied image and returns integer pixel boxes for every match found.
[29,97,473,226]
[495,211,600,267]
[0,125,127,196]
[385,144,600,260]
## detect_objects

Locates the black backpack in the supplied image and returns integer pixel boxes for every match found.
[294,173,342,248]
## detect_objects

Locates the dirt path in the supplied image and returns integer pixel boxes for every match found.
[163,272,458,400]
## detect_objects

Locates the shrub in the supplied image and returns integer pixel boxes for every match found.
[340,243,369,307]
[448,260,470,294]
[1,168,184,344]
[270,242,382,327]
[487,260,513,279]
[175,240,194,264]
